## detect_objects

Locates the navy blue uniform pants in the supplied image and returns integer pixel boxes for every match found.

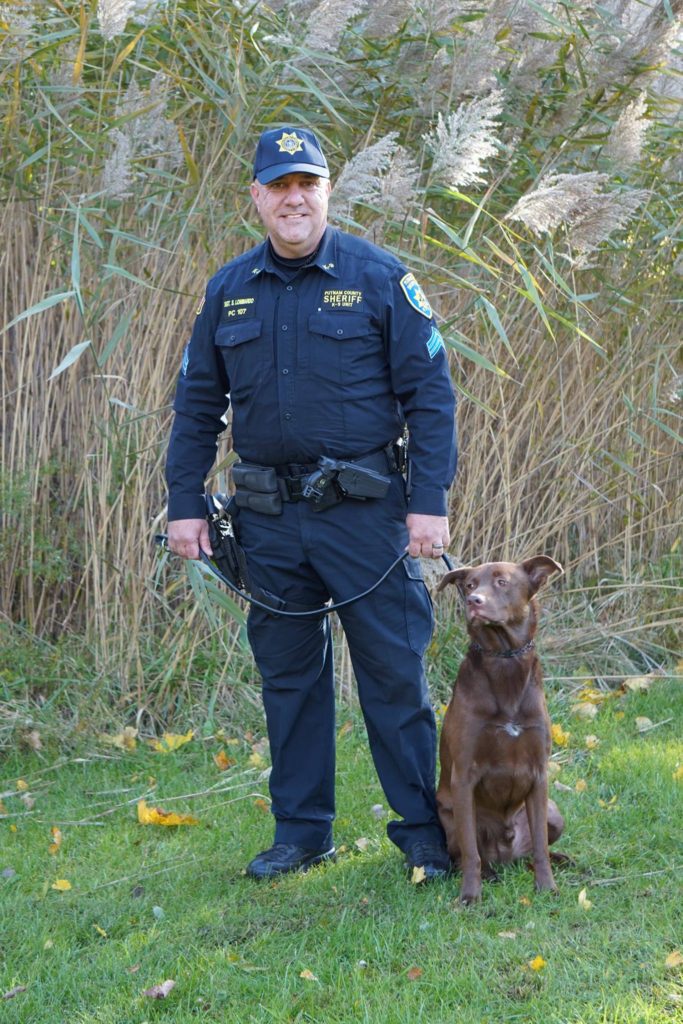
[235,473,444,854]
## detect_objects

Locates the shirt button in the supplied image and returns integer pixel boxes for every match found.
[284,412,292,420]
[281,325,288,331]
[286,285,293,291]
[336,329,344,335]
[282,368,289,375]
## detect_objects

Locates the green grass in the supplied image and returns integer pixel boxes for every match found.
[1,678,681,1024]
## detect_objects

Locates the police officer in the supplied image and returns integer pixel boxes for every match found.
[166,126,457,880]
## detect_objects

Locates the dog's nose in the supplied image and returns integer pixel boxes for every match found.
[467,593,485,606]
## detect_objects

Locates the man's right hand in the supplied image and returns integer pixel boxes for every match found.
[167,518,212,560]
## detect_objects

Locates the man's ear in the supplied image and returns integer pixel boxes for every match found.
[436,568,472,594]
[521,556,563,595]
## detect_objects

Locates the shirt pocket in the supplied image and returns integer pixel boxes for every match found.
[307,312,382,385]
[214,319,267,398]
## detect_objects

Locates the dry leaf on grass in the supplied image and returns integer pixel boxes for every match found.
[411,865,426,884]
[622,675,657,693]
[2,985,27,1000]
[213,749,235,771]
[585,735,600,749]
[23,730,43,751]
[529,956,547,971]
[406,966,423,980]
[665,951,683,970]
[142,979,176,999]
[254,798,270,813]
[355,837,369,852]
[16,779,29,792]
[51,879,72,891]
[137,800,199,827]
[299,969,318,981]
[338,720,353,738]
[48,827,62,855]
[578,888,593,910]
[99,726,137,751]
[635,717,654,733]
[149,730,193,753]
[498,931,518,939]
[572,702,598,720]
[551,724,570,747]
[575,779,588,793]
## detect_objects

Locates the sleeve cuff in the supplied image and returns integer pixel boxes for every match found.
[167,493,207,521]
[406,487,448,517]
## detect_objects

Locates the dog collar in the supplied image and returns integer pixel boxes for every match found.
[470,639,536,659]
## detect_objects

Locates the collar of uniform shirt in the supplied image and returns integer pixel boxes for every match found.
[244,225,340,281]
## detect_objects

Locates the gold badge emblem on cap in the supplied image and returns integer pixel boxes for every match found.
[276,131,304,155]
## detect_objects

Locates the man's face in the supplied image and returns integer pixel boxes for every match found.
[250,172,331,259]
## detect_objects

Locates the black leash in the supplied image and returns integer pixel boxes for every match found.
[156,536,454,618]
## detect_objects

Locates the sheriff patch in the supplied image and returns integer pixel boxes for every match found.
[276,131,304,155]
[322,289,363,309]
[426,325,445,359]
[400,273,432,319]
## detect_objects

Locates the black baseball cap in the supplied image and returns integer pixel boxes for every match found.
[253,126,330,184]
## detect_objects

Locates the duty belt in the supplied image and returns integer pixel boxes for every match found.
[231,442,405,515]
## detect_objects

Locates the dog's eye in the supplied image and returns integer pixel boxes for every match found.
[496,578,508,587]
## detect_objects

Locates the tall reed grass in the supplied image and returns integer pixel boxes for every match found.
[1,1,680,708]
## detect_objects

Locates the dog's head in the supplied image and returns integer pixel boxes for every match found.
[436,557,563,631]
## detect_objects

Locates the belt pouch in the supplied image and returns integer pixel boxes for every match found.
[231,462,282,515]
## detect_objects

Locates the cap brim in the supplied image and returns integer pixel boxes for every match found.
[255,162,330,184]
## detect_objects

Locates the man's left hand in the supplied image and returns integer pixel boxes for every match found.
[406,513,450,559]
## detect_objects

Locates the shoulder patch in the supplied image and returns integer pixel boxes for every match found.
[426,325,445,360]
[400,273,432,320]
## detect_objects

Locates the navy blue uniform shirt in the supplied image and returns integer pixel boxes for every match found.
[166,226,457,520]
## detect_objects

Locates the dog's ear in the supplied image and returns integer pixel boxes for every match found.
[436,568,472,594]
[521,556,563,595]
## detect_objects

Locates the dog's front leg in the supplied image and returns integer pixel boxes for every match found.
[451,768,481,904]
[525,777,557,893]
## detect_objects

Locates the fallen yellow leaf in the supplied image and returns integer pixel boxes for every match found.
[254,798,270,813]
[48,827,62,855]
[575,779,588,793]
[213,749,235,772]
[551,724,570,747]
[665,950,683,969]
[406,966,423,980]
[150,730,193,753]
[16,779,29,792]
[100,726,137,751]
[519,896,531,906]
[93,924,107,937]
[355,837,369,852]
[577,687,614,705]
[337,720,353,738]
[136,800,199,827]
[51,879,72,891]
[547,761,562,779]
[529,956,547,971]
[578,888,593,910]
[635,717,654,733]
[299,969,318,981]
[598,795,618,809]
[411,865,426,885]
[9,824,17,833]
[585,735,600,750]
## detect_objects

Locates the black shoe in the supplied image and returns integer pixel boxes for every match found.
[245,842,336,879]
[404,840,451,881]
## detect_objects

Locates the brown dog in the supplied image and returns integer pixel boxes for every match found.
[436,557,564,904]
